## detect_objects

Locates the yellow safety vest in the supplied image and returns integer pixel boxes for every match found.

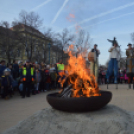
[23,67,34,76]
[57,64,64,71]
[22,67,34,81]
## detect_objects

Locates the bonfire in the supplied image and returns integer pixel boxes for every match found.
[58,45,101,98]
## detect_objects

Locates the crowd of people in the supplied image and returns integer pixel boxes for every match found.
[0,59,64,100]
[0,56,131,100]
[1,37,134,100]
[89,37,134,85]
[98,68,128,85]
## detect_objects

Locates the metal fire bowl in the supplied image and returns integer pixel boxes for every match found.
[47,90,112,112]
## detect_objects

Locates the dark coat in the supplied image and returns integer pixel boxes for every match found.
[0,65,6,77]
[13,64,19,78]
[1,75,12,87]
[35,70,42,83]
[13,64,19,72]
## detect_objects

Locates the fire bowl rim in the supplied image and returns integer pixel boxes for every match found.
[47,90,112,112]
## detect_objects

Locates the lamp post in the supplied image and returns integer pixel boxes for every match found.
[48,43,51,64]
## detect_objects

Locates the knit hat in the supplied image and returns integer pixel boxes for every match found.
[127,43,132,46]
[4,68,11,72]
[46,65,50,69]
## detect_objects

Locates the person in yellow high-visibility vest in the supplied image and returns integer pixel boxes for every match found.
[56,59,65,88]
[21,60,35,98]
[56,59,64,75]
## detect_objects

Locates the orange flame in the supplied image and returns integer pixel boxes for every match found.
[64,12,100,97]
[69,14,75,18]
[61,45,101,97]
[66,13,75,22]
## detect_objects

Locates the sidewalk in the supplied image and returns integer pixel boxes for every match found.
[0,84,134,133]
[0,91,51,133]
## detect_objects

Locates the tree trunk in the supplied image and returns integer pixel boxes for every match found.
[7,53,11,64]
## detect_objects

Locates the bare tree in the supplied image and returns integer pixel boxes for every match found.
[51,42,62,63]
[0,21,20,63]
[52,38,62,61]
[56,28,75,61]
[67,29,92,60]
[32,39,44,63]
[38,27,55,63]
[12,10,43,61]
[120,58,126,69]
[43,27,54,39]
[76,30,91,49]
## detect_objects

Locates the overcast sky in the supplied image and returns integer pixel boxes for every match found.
[1,0,134,65]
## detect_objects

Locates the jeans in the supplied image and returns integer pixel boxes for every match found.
[107,58,118,80]
[35,83,39,91]
[19,83,23,91]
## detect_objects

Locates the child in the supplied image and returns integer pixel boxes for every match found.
[35,65,42,94]
[124,70,128,83]
[120,71,124,83]
[1,68,12,99]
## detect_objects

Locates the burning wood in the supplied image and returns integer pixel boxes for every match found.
[58,84,72,98]
[59,74,100,98]
[58,45,101,98]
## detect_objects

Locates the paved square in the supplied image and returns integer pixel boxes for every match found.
[0,84,134,133]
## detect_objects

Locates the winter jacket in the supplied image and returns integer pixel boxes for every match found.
[35,70,42,83]
[13,64,19,78]
[1,75,12,87]
[45,69,51,83]
[0,65,6,77]
[13,64,19,73]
